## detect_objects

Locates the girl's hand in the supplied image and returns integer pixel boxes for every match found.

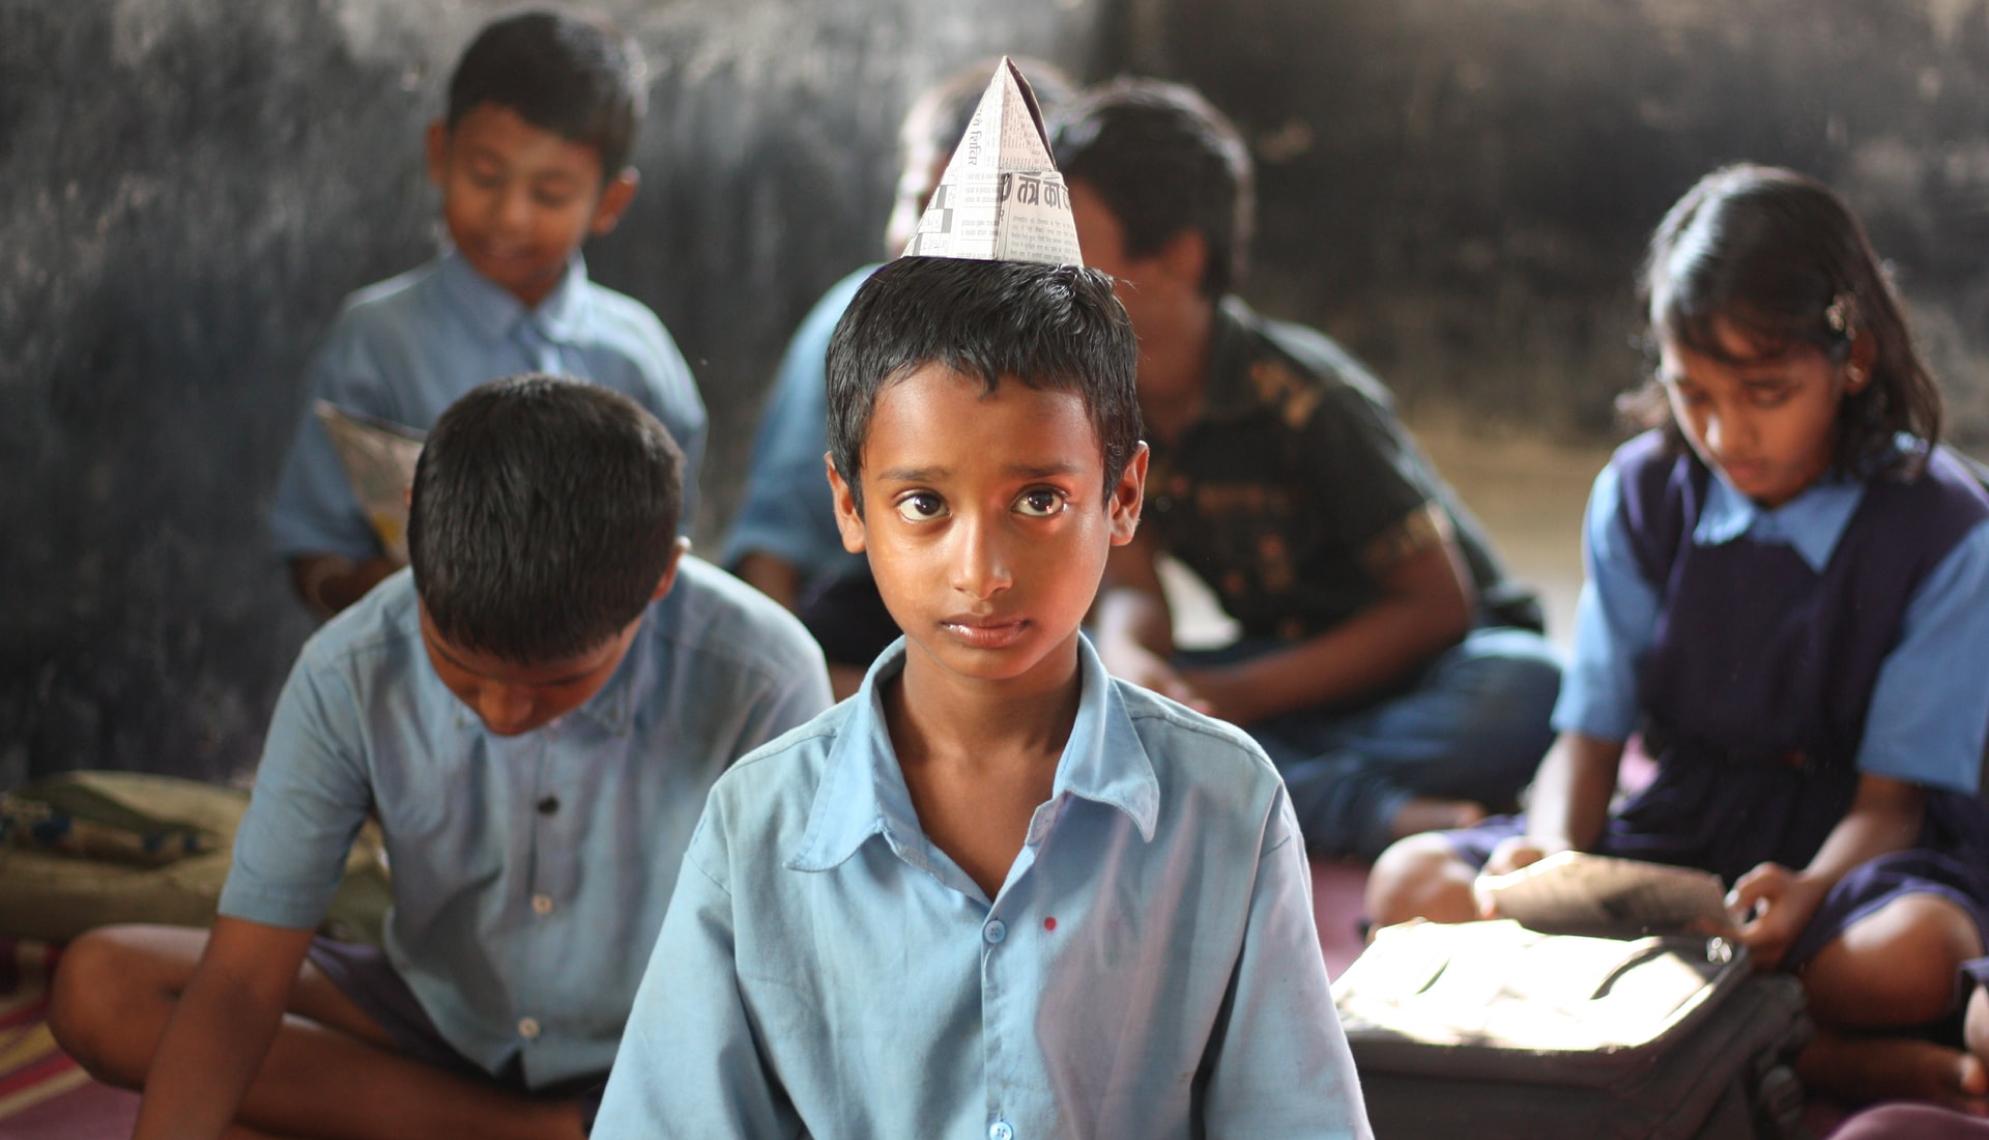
[1728,862,1828,970]
[1484,835,1569,877]
[1476,836,1573,917]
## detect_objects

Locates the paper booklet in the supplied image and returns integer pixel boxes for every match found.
[314,400,425,564]
[902,57,1084,267]
[1478,851,1738,938]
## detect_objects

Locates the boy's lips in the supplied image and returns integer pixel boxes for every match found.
[940,614,1028,649]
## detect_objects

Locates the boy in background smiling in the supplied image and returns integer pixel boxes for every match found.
[270,8,706,615]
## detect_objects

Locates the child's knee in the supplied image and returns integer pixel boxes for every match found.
[1366,833,1477,929]
[1806,895,1983,1028]
[48,925,189,1075]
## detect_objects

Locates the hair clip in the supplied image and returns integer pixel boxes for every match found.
[1824,293,1857,336]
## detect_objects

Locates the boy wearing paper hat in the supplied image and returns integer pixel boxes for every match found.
[723,60,1075,699]
[592,61,1370,1140]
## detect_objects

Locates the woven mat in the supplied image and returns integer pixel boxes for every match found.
[0,939,137,1139]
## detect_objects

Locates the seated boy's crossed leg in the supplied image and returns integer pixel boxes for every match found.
[51,924,588,1140]
[1201,625,1560,860]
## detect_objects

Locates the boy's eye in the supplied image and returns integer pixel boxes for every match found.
[533,186,580,210]
[1015,489,1067,518]
[1748,385,1792,408]
[894,492,946,522]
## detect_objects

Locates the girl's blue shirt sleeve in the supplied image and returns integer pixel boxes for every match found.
[1856,517,1989,792]
[1551,462,1660,742]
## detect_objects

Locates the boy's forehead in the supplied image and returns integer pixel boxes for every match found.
[449,101,605,178]
[863,365,1104,468]
[416,601,614,682]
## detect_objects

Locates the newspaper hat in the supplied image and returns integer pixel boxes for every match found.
[901,57,1083,266]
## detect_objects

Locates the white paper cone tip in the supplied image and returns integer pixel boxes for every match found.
[902,57,1085,267]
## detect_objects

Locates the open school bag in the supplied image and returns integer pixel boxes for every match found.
[1334,920,1810,1140]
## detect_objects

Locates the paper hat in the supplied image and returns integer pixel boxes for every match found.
[901,58,1084,266]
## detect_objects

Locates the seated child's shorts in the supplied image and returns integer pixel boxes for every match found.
[306,938,608,1131]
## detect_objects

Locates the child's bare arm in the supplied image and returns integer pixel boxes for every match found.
[1095,531,1209,707]
[734,552,804,612]
[1730,773,1926,968]
[289,554,401,617]
[1176,536,1474,725]
[1482,732,1623,875]
[132,916,315,1140]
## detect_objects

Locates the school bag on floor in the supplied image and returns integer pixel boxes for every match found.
[1334,919,1810,1139]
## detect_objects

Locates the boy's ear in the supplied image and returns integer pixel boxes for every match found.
[826,454,868,554]
[589,169,640,238]
[1109,442,1149,546]
[650,536,691,601]
[425,121,450,188]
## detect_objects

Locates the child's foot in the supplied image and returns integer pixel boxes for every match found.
[1387,797,1487,842]
[1798,1030,1989,1114]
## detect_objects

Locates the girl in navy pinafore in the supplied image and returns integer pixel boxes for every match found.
[1367,164,1989,1109]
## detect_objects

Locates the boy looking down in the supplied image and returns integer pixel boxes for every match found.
[594,63,1369,1140]
[50,376,830,1140]
[1054,80,1562,860]
[271,8,707,615]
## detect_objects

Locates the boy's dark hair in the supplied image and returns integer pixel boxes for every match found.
[826,257,1140,514]
[907,58,1077,161]
[446,8,647,178]
[408,374,683,663]
[1052,79,1254,298]
[1628,163,1943,476]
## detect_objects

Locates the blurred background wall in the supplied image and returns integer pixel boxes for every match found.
[5,0,1987,786]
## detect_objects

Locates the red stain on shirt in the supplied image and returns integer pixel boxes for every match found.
[1043,917,1058,932]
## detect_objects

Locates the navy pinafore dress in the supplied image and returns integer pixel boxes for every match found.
[1450,433,1989,970]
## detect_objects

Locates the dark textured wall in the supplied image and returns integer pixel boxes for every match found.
[0,0,1098,787]
[1106,0,1989,443]
[10,0,1989,787]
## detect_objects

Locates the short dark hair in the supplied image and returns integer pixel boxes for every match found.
[1052,79,1253,298]
[446,8,647,178]
[826,257,1141,514]
[408,374,683,663]
[1629,163,1943,475]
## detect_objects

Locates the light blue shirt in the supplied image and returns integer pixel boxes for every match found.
[269,249,707,559]
[720,265,877,581]
[1556,454,1989,791]
[595,637,1370,1140]
[219,560,830,1085]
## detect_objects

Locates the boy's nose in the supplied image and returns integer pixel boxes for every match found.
[950,516,1014,599]
[495,186,532,231]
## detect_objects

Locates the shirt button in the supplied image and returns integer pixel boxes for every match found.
[531,893,555,915]
[537,796,560,815]
[984,920,1007,945]
[989,1122,1015,1140]
[518,1017,541,1040]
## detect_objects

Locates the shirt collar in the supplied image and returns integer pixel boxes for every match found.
[1694,468,1866,572]
[435,247,590,345]
[786,635,1160,873]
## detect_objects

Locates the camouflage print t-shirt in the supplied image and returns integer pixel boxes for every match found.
[1143,298,1539,642]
